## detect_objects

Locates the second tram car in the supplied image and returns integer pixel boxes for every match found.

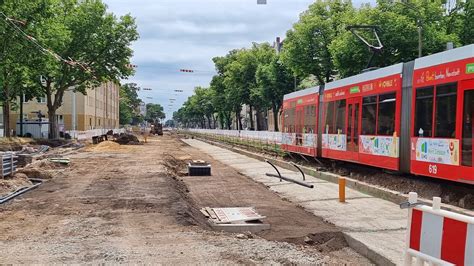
[281,44,474,184]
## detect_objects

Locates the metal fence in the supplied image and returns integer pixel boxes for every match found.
[1,153,17,178]
[66,128,126,140]
[182,129,286,156]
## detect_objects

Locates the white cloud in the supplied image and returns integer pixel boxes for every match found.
[105,0,375,119]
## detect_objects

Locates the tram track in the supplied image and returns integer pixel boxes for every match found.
[182,132,474,212]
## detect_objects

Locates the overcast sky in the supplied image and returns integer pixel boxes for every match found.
[105,0,373,119]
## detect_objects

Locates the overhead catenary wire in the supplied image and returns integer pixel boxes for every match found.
[0,11,97,76]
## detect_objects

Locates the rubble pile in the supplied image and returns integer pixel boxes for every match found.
[0,173,33,198]
[114,134,140,145]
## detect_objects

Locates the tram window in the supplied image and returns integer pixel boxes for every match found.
[305,105,316,134]
[362,96,377,135]
[377,92,396,135]
[435,83,457,138]
[414,87,434,137]
[335,99,346,134]
[462,90,473,167]
[284,107,296,133]
[325,102,335,134]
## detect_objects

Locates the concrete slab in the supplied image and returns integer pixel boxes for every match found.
[345,230,406,265]
[182,139,408,265]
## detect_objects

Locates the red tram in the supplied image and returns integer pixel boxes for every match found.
[281,44,474,184]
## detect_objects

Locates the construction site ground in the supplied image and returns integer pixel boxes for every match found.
[0,133,370,264]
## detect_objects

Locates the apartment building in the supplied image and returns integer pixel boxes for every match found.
[9,81,120,135]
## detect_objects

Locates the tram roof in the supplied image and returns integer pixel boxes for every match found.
[283,86,320,101]
[414,44,474,70]
[324,63,403,91]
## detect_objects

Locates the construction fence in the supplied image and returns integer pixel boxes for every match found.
[181,129,286,156]
[67,128,126,141]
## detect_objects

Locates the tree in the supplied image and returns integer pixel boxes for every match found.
[0,0,49,137]
[256,54,295,131]
[460,0,473,45]
[28,0,138,139]
[145,103,165,123]
[281,0,354,84]
[119,83,142,125]
[330,0,460,77]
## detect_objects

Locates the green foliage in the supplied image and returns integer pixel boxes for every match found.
[26,0,138,138]
[256,54,295,131]
[145,103,165,123]
[281,0,354,84]
[119,83,143,125]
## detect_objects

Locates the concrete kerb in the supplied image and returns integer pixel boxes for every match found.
[178,135,473,265]
[343,234,395,266]
[182,137,397,265]
[189,136,474,217]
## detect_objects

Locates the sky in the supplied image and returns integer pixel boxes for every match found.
[105,0,373,120]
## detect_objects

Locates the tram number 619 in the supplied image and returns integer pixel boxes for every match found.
[429,164,438,174]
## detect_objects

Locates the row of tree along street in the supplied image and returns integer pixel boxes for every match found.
[0,0,138,139]
[119,83,166,126]
[173,0,473,132]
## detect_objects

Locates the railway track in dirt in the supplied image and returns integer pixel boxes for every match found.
[180,132,474,212]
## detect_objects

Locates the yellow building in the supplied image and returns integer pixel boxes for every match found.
[9,81,120,135]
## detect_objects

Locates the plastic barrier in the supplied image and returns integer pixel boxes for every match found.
[67,128,125,140]
[403,192,474,266]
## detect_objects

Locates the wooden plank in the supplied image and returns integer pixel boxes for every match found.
[200,208,210,218]
[205,207,218,220]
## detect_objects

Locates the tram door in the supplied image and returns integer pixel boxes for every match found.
[461,80,474,169]
[347,97,361,161]
[295,106,304,147]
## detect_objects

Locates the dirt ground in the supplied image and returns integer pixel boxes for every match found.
[0,134,370,264]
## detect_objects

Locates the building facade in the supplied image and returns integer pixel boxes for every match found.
[9,81,120,136]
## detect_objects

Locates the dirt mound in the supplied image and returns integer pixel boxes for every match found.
[163,153,189,176]
[16,159,68,180]
[115,134,140,145]
[0,173,33,198]
[87,141,124,152]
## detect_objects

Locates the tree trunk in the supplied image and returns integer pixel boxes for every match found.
[273,105,279,132]
[48,110,59,139]
[248,105,254,130]
[3,101,11,137]
[255,108,261,131]
[207,115,212,129]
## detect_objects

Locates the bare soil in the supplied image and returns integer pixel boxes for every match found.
[189,133,474,210]
[0,134,370,264]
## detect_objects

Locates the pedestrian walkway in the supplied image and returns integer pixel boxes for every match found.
[183,139,407,265]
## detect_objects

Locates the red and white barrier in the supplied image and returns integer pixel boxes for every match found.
[405,192,474,266]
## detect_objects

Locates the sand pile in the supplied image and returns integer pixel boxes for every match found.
[0,173,33,198]
[86,141,125,152]
[15,159,68,180]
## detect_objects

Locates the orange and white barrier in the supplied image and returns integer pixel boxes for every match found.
[404,192,474,266]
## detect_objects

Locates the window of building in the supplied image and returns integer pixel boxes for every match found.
[335,99,346,134]
[377,92,396,135]
[37,96,47,103]
[362,96,377,135]
[462,90,473,167]
[435,83,457,138]
[324,101,335,134]
[415,87,434,137]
